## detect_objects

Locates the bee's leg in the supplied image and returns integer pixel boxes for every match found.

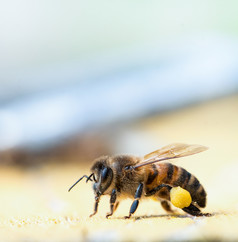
[114,201,119,212]
[145,184,175,213]
[182,203,208,216]
[160,200,174,213]
[125,183,143,219]
[106,189,117,218]
[89,196,100,217]
[145,184,172,197]
[183,203,211,216]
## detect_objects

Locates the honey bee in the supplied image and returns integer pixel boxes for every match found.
[69,143,208,218]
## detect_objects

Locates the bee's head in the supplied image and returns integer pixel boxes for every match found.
[91,156,113,197]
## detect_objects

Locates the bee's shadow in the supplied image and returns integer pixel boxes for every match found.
[114,212,216,220]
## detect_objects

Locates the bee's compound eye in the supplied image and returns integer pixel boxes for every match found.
[101,167,109,182]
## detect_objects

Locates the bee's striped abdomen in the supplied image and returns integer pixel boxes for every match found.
[146,164,158,185]
[160,163,207,208]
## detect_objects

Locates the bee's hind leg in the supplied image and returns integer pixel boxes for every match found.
[145,184,172,197]
[183,203,211,217]
[182,203,202,216]
[145,184,176,214]
[160,200,175,213]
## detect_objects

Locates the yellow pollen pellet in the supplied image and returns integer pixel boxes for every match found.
[170,186,192,208]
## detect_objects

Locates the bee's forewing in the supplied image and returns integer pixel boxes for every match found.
[134,143,208,169]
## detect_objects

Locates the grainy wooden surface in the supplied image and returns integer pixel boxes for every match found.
[1,95,238,241]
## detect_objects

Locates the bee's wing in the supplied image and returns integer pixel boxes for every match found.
[134,143,208,169]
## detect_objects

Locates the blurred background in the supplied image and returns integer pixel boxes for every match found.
[0,1,238,240]
[0,0,238,164]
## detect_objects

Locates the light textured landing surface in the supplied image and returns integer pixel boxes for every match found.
[1,95,238,241]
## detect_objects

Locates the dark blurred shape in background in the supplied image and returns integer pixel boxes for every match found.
[0,1,238,165]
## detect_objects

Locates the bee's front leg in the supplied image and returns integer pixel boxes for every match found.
[125,183,143,219]
[89,196,100,217]
[106,189,118,218]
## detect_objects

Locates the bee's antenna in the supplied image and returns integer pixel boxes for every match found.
[86,173,95,183]
[68,174,94,192]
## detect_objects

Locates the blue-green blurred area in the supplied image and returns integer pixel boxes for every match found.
[0,1,238,164]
